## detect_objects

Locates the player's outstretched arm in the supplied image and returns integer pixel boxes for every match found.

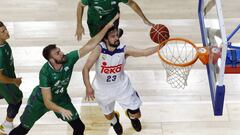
[41,88,73,120]
[75,2,85,41]
[82,46,101,101]
[127,0,154,26]
[78,14,120,58]
[125,45,159,57]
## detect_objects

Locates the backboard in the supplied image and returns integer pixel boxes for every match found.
[198,0,227,116]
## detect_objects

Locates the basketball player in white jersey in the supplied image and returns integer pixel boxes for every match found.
[82,26,159,134]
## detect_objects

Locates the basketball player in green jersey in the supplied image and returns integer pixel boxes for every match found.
[75,0,154,40]
[9,14,119,135]
[0,21,23,135]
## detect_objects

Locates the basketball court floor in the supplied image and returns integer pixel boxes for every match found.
[0,0,240,134]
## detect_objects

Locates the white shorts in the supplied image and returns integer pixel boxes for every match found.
[96,91,142,115]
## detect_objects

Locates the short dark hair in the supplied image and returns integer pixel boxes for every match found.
[0,21,5,27]
[42,44,57,61]
[103,26,118,40]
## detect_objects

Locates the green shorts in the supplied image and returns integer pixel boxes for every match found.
[87,18,120,37]
[0,83,23,104]
[20,92,79,129]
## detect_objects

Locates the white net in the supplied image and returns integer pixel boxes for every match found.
[158,38,198,89]
[162,63,193,89]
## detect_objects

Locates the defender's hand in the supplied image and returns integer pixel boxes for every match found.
[75,25,85,41]
[13,77,22,87]
[60,108,73,121]
[144,19,154,27]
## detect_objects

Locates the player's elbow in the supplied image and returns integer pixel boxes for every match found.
[82,66,90,75]
[83,65,90,71]
[43,100,52,110]
[0,70,3,76]
[43,102,50,109]
[0,72,6,82]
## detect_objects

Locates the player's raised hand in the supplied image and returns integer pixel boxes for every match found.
[85,87,95,101]
[75,25,85,41]
[60,108,73,121]
[13,77,22,87]
[144,19,154,27]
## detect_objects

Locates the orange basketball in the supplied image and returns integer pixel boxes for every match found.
[150,24,170,44]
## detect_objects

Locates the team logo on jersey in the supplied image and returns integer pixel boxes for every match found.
[5,50,10,56]
[64,66,69,71]
[94,6,113,15]
[101,55,106,60]
[111,1,117,5]
[9,54,13,65]
[54,80,60,86]
[10,54,13,60]
[101,61,122,74]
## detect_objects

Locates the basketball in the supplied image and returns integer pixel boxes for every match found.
[150,24,170,44]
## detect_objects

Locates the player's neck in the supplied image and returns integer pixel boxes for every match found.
[0,40,5,45]
[106,44,116,52]
[49,62,63,71]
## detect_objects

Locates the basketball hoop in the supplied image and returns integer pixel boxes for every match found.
[157,38,220,89]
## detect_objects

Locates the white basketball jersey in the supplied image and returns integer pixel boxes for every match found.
[92,42,135,102]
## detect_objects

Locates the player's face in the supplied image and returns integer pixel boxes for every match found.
[107,29,120,48]
[0,26,10,42]
[50,47,67,64]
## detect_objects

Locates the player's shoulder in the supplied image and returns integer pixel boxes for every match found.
[0,41,9,50]
[40,62,51,74]
[124,45,135,53]
[99,42,106,48]
[42,62,49,68]
[66,50,78,57]
[118,43,126,49]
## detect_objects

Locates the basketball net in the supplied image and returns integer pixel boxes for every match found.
[158,38,217,89]
[162,63,192,89]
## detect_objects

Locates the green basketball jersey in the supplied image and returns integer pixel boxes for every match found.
[82,0,128,24]
[32,50,80,102]
[0,42,16,78]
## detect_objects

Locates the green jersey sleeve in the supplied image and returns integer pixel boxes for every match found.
[67,50,80,66]
[39,67,51,88]
[81,0,89,6]
[0,50,3,69]
[119,0,129,4]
